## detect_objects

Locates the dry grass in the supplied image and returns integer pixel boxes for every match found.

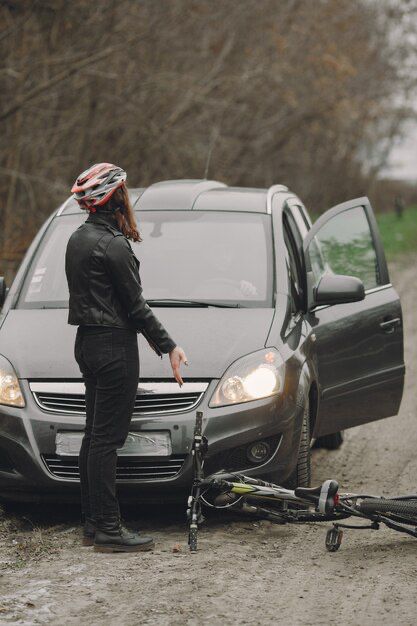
[0,506,75,571]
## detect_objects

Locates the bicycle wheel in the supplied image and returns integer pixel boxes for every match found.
[357,498,417,520]
[189,527,198,552]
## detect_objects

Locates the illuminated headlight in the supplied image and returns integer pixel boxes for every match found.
[0,355,25,407]
[209,348,284,407]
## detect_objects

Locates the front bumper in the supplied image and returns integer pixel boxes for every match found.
[0,378,305,502]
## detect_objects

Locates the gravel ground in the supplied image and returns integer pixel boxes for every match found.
[0,257,416,626]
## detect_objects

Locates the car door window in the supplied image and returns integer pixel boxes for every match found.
[306,205,380,290]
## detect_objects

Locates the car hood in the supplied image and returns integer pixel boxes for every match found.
[0,308,275,379]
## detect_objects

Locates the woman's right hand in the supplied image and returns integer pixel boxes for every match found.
[169,346,188,387]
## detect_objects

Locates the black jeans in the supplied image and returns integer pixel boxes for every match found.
[74,325,139,531]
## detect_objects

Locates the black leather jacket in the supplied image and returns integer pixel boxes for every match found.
[64,211,177,357]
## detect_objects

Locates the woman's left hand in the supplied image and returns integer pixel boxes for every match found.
[169,346,189,387]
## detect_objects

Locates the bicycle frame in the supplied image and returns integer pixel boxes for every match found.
[206,476,305,503]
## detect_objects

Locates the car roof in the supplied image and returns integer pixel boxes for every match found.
[56,179,289,216]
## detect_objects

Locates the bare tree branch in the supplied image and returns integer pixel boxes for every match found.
[0,31,148,122]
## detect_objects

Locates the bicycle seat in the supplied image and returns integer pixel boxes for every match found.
[295,480,339,513]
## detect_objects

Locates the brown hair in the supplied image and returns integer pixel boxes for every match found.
[103,183,142,242]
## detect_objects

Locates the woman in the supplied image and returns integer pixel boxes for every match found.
[65,162,188,553]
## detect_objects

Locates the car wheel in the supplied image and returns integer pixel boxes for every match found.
[282,398,311,489]
[313,431,344,450]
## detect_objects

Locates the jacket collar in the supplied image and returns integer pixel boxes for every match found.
[86,211,121,231]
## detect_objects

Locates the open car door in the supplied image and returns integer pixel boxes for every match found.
[303,197,405,437]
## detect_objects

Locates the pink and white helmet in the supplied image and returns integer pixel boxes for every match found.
[71,162,127,212]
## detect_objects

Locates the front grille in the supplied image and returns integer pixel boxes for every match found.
[42,454,186,481]
[34,391,202,415]
[30,381,208,416]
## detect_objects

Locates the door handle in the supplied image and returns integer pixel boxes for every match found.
[379,317,401,333]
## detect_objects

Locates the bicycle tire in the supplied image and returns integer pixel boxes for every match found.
[357,498,417,519]
[189,527,198,552]
[289,510,351,523]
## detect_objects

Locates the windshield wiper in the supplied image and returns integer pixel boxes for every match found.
[146,298,243,308]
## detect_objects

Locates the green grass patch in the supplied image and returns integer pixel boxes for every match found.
[375,206,417,262]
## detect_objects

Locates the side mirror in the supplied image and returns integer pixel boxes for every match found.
[313,273,365,308]
[0,277,7,308]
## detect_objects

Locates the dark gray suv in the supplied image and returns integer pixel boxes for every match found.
[0,179,405,502]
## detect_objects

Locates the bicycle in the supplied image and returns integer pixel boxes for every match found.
[186,411,417,552]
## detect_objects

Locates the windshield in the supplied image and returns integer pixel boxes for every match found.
[17,210,274,309]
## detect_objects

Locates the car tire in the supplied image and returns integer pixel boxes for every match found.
[313,431,344,450]
[282,399,311,489]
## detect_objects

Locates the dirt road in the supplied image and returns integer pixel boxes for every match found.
[1,258,417,626]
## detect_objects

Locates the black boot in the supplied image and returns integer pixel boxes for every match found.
[94,525,154,553]
[82,518,96,546]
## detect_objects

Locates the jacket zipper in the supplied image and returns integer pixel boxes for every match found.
[141,328,163,358]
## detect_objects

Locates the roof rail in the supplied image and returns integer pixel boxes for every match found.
[266,184,288,214]
[137,179,227,211]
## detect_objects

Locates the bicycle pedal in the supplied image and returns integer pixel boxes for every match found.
[325,526,343,552]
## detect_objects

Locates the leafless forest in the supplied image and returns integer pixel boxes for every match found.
[0,0,416,281]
